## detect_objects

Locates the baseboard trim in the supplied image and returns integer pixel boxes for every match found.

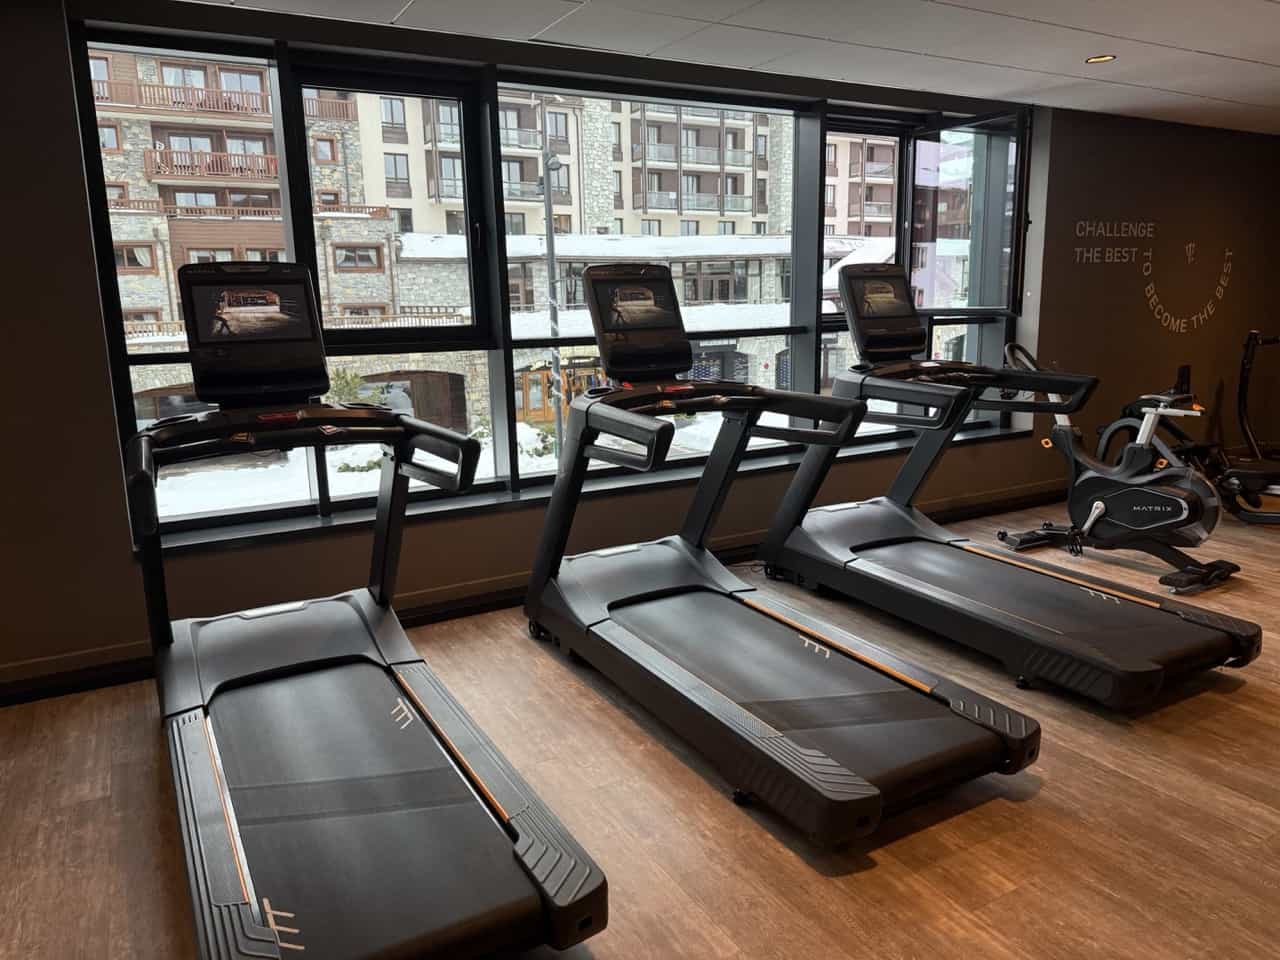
[0,656,154,708]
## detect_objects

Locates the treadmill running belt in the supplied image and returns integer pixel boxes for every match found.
[609,591,1004,805]
[855,540,1235,669]
[209,663,541,960]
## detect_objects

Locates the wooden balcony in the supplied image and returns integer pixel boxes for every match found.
[314,203,391,218]
[144,148,279,181]
[92,78,139,104]
[303,97,358,121]
[326,306,467,329]
[140,82,270,115]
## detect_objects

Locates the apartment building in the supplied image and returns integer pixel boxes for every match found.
[823,133,899,238]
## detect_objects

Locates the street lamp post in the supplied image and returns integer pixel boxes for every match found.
[542,149,564,451]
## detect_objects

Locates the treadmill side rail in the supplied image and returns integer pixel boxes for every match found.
[744,594,1041,773]
[394,662,608,949]
[168,710,282,960]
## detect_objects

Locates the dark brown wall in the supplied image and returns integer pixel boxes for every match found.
[1035,109,1280,447]
[1,2,149,681]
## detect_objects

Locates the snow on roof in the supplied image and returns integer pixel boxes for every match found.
[820,238,897,294]
[399,232,881,262]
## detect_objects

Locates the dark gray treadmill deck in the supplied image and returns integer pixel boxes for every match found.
[610,590,1004,805]
[855,540,1235,670]
[210,663,542,960]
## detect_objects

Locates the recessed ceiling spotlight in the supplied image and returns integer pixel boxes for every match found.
[1085,54,1117,64]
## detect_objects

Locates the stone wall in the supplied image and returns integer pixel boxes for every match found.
[766,114,794,234]
[309,119,365,205]
[109,211,175,320]
[314,215,395,310]
[579,100,618,234]
[396,260,472,313]
[102,117,161,201]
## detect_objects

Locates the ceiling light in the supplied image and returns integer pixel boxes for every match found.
[1085,54,1117,64]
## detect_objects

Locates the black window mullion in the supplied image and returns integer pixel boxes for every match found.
[789,103,824,399]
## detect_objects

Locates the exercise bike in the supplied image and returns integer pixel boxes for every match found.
[1098,334,1280,524]
[998,344,1239,593]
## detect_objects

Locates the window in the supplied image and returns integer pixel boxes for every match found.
[317,190,340,206]
[546,111,569,142]
[681,220,698,236]
[824,184,836,206]
[89,56,109,81]
[641,219,660,236]
[393,208,413,233]
[753,221,766,234]
[824,143,836,169]
[161,63,205,87]
[314,137,337,163]
[824,224,836,235]
[188,249,234,263]
[114,244,156,272]
[220,69,263,95]
[910,125,1019,309]
[384,153,410,196]
[381,97,406,127]
[755,177,767,205]
[229,190,273,208]
[718,221,735,235]
[505,212,526,235]
[548,165,569,195]
[173,190,218,208]
[334,245,383,271]
[446,210,466,235]
[613,218,624,234]
[97,122,119,151]
[245,249,284,262]
[755,134,767,158]
[440,155,463,198]
[610,122,621,153]
[437,102,460,141]
[553,214,572,234]
[105,183,127,201]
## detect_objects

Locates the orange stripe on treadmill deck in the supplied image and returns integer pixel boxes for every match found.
[737,596,935,694]
[201,717,251,904]
[393,674,511,824]
[958,544,1161,608]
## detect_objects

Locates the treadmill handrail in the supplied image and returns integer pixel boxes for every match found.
[838,371,970,430]
[864,359,1098,415]
[584,401,676,471]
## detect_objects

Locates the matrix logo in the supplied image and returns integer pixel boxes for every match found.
[1130,504,1178,512]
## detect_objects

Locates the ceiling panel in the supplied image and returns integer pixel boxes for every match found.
[540,5,707,54]
[935,0,1280,65]
[651,23,815,68]
[393,0,581,38]
[593,0,763,21]
[228,0,412,22]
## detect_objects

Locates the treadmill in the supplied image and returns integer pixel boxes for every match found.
[761,262,1261,710]
[126,261,606,960]
[524,263,1040,847]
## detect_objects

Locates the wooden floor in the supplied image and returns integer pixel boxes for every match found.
[3,506,1279,959]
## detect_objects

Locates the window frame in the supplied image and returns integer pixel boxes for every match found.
[332,243,384,273]
[312,135,337,163]
[73,22,1029,533]
[113,241,158,274]
[97,119,121,152]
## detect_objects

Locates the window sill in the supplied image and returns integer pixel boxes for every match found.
[161,423,1030,554]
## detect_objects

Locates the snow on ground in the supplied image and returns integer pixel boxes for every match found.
[399,232,877,263]
[511,300,796,339]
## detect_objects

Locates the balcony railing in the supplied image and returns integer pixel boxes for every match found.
[865,160,895,178]
[314,203,390,218]
[724,110,752,121]
[640,142,676,162]
[643,102,679,115]
[548,136,571,155]
[848,163,862,178]
[724,194,751,211]
[168,204,282,218]
[439,178,463,199]
[864,201,894,217]
[504,180,543,200]
[303,97,357,121]
[327,306,467,329]
[551,189,572,205]
[683,107,719,118]
[685,192,720,210]
[724,148,752,167]
[635,190,677,209]
[500,127,542,148]
[92,78,139,104]
[144,148,279,181]
[824,202,838,217]
[825,161,838,177]
[613,192,624,209]
[681,145,720,164]
[125,318,186,341]
[437,123,461,143]
[382,122,409,144]
[140,83,270,115]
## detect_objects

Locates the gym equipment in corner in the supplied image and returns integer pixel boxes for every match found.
[127,261,606,960]
[760,261,1260,710]
[1097,352,1280,525]
[997,343,1240,593]
[525,262,1040,848]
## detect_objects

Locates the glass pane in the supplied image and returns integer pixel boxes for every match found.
[323,352,496,499]
[910,128,1017,308]
[512,336,792,477]
[304,88,475,331]
[819,131,899,314]
[130,364,316,519]
[819,332,911,438]
[88,44,286,355]
[500,86,796,342]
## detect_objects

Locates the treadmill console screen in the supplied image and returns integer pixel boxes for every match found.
[583,263,693,381]
[179,261,330,407]
[838,262,928,363]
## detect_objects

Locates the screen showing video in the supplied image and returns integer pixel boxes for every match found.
[850,275,915,319]
[592,278,680,332]
[188,281,314,344]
